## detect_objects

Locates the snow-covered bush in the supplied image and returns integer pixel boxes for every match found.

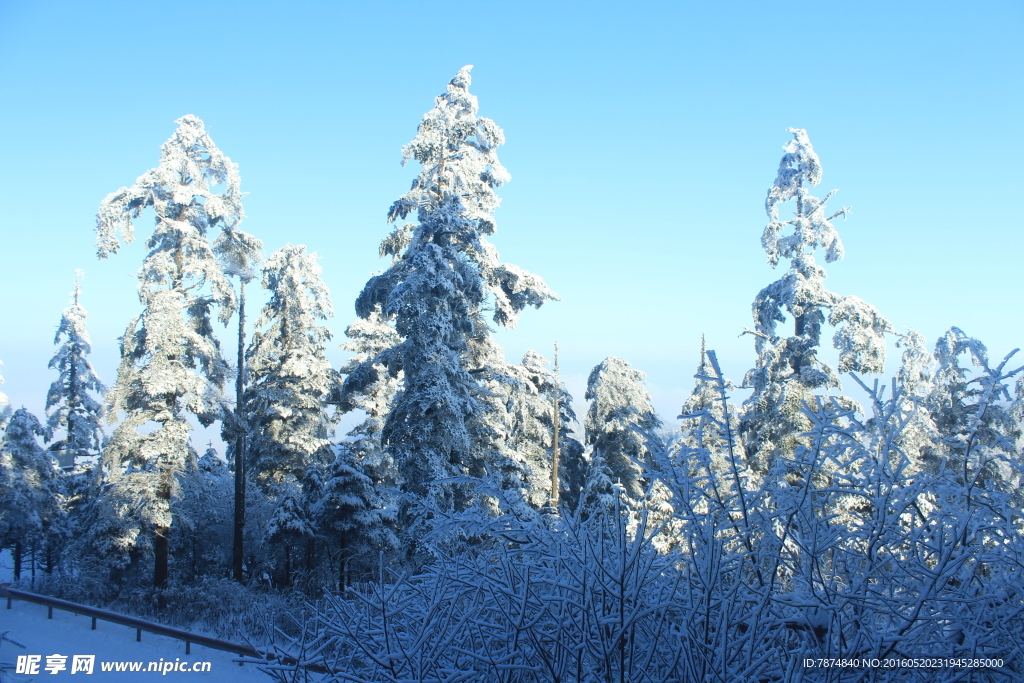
[265,347,1023,682]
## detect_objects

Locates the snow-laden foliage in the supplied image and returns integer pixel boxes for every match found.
[171,446,233,582]
[314,443,400,588]
[266,351,1024,682]
[742,129,892,472]
[97,289,228,576]
[326,307,406,582]
[95,115,242,324]
[267,359,1024,681]
[928,327,1023,496]
[0,409,61,579]
[245,245,338,487]
[678,335,740,470]
[349,66,557,520]
[266,492,315,550]
[45,273,106,461]
[583,357,661,507]
[885,328,941,472]
[93,115,237,587]
[502,349,585,512]
[261,499,694,683]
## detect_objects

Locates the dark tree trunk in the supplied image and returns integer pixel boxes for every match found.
[338,531,348,591]
[154,475,171,587]
[154,530,169,587]
[13,540,22,580]
[284,545,292,587]
[233,283,247,583]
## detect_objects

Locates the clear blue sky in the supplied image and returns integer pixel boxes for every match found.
[1,0,1021,441]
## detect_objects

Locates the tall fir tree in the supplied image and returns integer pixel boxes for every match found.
[740,129,891,473]
[328,308,404,579]
[94,115,238,587]
[212,196,263,583]
[350,66,556,520]
[46,272,106,465]
[245,245,338,488]
[583,357,661,505]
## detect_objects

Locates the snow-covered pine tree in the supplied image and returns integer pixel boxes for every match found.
[265,484,317,588]
[495,349,586,512]
[94,115,237,587]
[175,445,233,581]
[0,408,59,580]
[740,129,892,473]
[329,308,403,577]
[46,272,105,466]
[583,357,661,505]
[213,202,263,584]
[245,245,337,488]
[351,66,557,519]
[891,329,940,472]
[314,443,399,589]
[678,336,741,472]
[337,305,403,491]
[928,327,1022,492]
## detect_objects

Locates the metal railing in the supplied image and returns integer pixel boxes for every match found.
[0,585,330,673]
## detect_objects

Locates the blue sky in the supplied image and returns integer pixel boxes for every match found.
[1,0,1021,442]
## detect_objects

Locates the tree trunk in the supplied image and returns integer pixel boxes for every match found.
[284,545,292,587]
[338,531,348,591]
[13,540,21,580]
[233,282,247,583]
[154,475,171,587]
[154,529,169,587]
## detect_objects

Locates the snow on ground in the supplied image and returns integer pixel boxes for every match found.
[0,598,271,682]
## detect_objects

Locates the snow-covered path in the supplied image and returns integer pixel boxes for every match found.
[0,598,271,682]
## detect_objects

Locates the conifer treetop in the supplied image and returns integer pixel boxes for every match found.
[762,128,848,268]
[389,65,509,229]
[46,272,106,456]
[95,115,242,322]
[364,65,557,330]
